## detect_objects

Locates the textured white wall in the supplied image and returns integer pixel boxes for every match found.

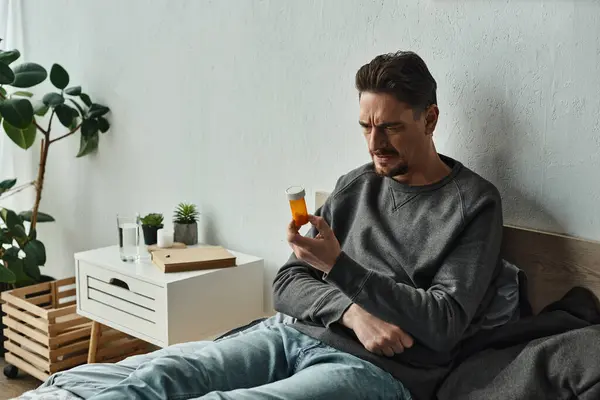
[16,0,600,311]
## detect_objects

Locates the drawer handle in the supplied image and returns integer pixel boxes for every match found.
[109,278,129,291]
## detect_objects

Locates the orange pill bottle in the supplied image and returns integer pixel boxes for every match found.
[286,186,309,227]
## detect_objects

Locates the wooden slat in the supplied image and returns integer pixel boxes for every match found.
[46,304,77,320]
[5,341,49,371]
[50,281,58,310]
[5,353,48,381]
[28,294,52,306]
[10,282,51,297]
[49,352,88,373]
[96,339,146,361]
[49,338,90,362]
[3,316,49,346]
[2,304,49,332]
[58,300,76,307]
[101,347,149,364]
[56,277,76,287]
[501,225,600,314]
[4,329,50,359]
[96,328,129,344]
[48,314,89,336]
[49,324,91,347]
[1,293,48,319]
[58,288,76,299]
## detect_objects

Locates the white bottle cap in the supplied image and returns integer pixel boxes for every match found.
[286,186,305,201]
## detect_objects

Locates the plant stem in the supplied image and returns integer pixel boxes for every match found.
[30,111,55,230]
[35,121,48,135]
[31,137,50,230]
[49,124,81,144]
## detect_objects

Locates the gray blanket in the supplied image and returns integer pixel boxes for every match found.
[437,287,600,400]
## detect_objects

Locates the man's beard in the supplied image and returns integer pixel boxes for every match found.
[372,151,409,177]
[385,163,409,177]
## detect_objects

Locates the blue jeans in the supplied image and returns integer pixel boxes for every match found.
[44,322,411,399]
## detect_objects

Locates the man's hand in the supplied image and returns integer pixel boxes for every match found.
[287,215,341,273]
[342,304,414,357]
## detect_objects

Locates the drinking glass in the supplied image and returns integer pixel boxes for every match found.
[117,214,140,262]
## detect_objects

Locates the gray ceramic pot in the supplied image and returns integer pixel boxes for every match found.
[174,222,198,245]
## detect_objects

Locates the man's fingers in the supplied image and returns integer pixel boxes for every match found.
[390,342,404,354]
[398,330,414,349]
[308,215,334,238]
[381,347,395,357]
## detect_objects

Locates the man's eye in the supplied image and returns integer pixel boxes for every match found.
[386,126,404,134]
[362,126,371,134]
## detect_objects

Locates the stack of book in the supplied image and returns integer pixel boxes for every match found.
[150,246,237,273]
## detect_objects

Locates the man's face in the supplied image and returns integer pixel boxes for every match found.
[359,92,437,182]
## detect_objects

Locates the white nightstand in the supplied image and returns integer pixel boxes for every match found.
[74,245,264,350]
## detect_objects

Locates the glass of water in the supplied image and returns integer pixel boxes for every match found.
[117,214,140,262]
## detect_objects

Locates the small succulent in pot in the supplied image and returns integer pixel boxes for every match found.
[140,213,164,245]
[173,203,199,245]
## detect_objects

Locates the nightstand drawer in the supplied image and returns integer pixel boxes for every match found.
[78,261,165,343]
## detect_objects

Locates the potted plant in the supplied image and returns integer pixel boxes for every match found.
[0,179,47,357]
[141,213,164,245]
[173,203,199,245]
[0,39,111,362]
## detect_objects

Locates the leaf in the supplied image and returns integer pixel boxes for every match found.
[24,239,46,265]
[23,256,41,281]
[76,131,99,157]
[79,93,92,107]
[50,64,69,89]
[0,178,17,195]
[2,247,20,262]
[0,98,34,128]
[54,104,75,127]
[0,62,15,84]
[87,104,110,118]
[2,119,36,149]
[34,102,49,117]
[68,98,85,116]
[0,263,17,283]
[0,87,6,96]
[0,49,21,65]
[0,228,12,244]
[6,258,33,285]
[81,118,99,137]
[1,208,22,230]
[19,210,55,223]
[12,91,33,98]
[42,92,64,107]
[65,86,81,96]
[11,224,27,243]
[98,116,110,133]
[11,62,48,88]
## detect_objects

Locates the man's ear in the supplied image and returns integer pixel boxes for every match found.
[424,105,439,136]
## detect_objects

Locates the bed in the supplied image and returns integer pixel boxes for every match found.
[14,195,600,399]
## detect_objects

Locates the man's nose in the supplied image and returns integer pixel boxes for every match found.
[368,127,387,150]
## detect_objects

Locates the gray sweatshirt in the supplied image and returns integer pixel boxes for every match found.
[272,154,503,400]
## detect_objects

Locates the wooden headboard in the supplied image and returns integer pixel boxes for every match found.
[314,191,600,314]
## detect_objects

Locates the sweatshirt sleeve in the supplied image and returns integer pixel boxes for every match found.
[323,190,503,352]
[272,188,352,327]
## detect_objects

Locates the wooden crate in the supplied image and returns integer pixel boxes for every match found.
[1,277,153,381]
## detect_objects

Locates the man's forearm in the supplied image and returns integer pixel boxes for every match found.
[272,260,352,327]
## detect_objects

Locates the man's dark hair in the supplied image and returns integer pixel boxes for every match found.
[355,51,437,115]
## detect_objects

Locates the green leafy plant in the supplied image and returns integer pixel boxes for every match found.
[0,179,46,285]
[0,38,111,232]
[0,39,111,286]
[173,203,199,224]
[141,213,164,227]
